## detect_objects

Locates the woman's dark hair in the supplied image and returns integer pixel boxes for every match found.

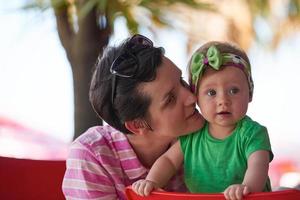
[89,37,164,134]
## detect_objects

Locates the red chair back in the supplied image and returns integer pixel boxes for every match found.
[125,187,300,200]
[0,156,66,200]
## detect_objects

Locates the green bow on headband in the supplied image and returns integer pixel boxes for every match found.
[191,45,223,90]
[190,45,254,98]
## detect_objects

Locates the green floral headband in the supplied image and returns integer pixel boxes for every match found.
[190,45,254,98]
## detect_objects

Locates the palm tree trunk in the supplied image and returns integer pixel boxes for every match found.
[52,1,111,139]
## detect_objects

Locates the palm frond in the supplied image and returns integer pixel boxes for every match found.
[78,0,99,18]
[21,0,50,11]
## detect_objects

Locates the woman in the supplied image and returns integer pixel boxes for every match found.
[62,34,205,200]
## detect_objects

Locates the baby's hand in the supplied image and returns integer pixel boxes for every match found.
[224,184,250,200]
[132,179,158,196]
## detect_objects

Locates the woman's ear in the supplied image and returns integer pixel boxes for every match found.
[125,119,148,135]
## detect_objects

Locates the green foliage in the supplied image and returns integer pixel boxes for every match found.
[78,0,212,34]
[289,0,300,17]
[79,0,105,18]
[21,0,50,11]
[137,0,213,29]
[247,0,270,17]
[23,0,213,34]
[22,0,68,12]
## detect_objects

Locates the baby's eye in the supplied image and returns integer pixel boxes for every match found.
[229,87,239,95]
[207,89,216,96]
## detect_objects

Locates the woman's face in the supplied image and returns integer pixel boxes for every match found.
[140,56,203,138]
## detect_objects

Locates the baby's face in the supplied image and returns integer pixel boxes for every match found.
[197,66,250,131]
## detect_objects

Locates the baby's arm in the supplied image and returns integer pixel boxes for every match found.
[132,141,183,196]
[224,150,270,200]
[242,150,270,191]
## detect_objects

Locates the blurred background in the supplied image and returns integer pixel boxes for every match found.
[0,0,300,189]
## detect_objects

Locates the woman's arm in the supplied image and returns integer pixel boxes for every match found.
[132,141,183,196]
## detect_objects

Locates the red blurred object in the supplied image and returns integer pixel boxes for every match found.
[0,116,68,160]
[0,156,66,200]
[125,187,300,200]
[269,157,300,188]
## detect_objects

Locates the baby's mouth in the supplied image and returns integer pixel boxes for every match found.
[217,111,231,115]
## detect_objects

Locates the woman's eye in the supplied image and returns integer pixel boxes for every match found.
[229,87,239,95]
[207,89,216,96]
[166,93,176,105]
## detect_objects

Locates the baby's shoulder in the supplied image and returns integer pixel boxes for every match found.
[239,116,267,137]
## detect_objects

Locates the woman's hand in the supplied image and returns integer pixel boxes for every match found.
[132,179,158,196]
[224,184,250,200]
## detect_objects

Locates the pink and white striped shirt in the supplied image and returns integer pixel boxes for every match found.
[62,125,186,200]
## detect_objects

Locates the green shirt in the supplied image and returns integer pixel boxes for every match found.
[179,116,273,193]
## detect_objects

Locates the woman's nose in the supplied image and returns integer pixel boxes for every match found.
[183,88,197,106]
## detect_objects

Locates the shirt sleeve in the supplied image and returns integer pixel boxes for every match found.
[62,141,118,200]
[244,125,274,162]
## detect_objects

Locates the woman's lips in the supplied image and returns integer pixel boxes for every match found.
[188,109,199,119]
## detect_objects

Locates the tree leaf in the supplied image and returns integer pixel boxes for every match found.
[78,0,99,19]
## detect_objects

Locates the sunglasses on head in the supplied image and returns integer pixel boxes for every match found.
[110,34,153,105]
